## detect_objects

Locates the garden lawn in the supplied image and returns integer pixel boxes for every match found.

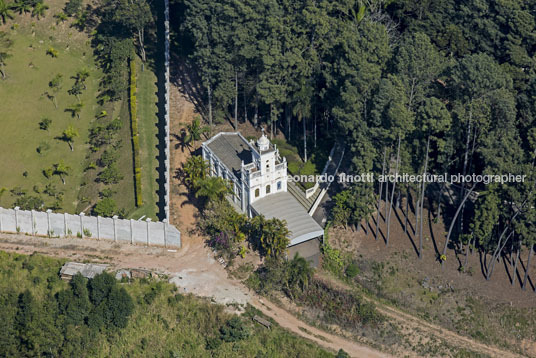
[0,21,103,212]
[127,57,159,220]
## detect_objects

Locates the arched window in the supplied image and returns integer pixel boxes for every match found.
[277,181,282,191]
[255,188,260,198]
[266,185,271,194]
[266,161,269,171]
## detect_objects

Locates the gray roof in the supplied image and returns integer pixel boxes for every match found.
[60,262,108,279]
[251,192,324,246]
[206,133,254,179]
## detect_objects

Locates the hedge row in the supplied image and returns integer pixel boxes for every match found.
[130,58,143,207]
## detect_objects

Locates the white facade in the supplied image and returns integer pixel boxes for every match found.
[202,132,287,217]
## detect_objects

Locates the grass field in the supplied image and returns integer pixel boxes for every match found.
[0,1,161,219]
[0,17,103,212]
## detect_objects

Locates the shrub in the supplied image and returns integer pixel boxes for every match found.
[220,317,249,342]
[46,47,59,58]
[93,197,117,217]
[64,0,82,16]
[321,242,344,275]
[345,262,360,279]
[39,118,52,130]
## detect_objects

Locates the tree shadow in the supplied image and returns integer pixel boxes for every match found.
[393,206,419,256]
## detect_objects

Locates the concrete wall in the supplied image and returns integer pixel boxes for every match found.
[0,207,180,248]
[163,0,171,221]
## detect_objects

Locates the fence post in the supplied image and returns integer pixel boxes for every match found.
[113,215,118,242]
[163,219,168,248]
[0,207,3,232]
[64,212,68,237]
[14,206,19,232]
[79,212,85,238]
[130,219,134,244]
[97,216,101,240]
[146,218,151,246]
[46,209,52,237]
[30,210,35,235]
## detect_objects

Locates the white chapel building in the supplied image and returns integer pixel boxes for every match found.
[202,132,323,255]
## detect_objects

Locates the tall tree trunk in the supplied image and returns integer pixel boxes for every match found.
[522,245,533,290]
[138,28,146,63]
[441,182,477,267]
[314,112,317,149]
[458,106,473,236]
[375,148,386,241]
[254,95,258,128]
[286,105,291,140]
[386,136,401,246]
[207,82,213,135]
[303,115,307,162]
[486,230,514,280]
[419,137,430,259]
[512,241,520,286]
[234,70,238,130]
[243,82,247,124]
[404,185,409,234]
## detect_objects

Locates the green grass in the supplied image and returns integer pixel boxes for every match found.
[127,57,159,220]
[0,23,103,212]
[0,250,333,357]
[0,3,161,218]
[272,138,331,190]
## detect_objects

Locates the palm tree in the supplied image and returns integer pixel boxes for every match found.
[12,0,31,14]
[0,0,14,24]
[0,31,13,79]
[65,102,84,119]
[183,117,209,149]
[31,1,48,19]
[54,11,67,24]
[60,125,79,151]
[182,155,208,189]
[195,176,232,203]
[53,161,71,184]
[48,73,62,108]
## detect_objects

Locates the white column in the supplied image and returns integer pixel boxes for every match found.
[30,210,35,235]
[0,207,3,232]
[79,212,85,238]
[46,209,52,237]
[163,219,168,247]
[97,216,101,240]
[14,206,19,232]
[64,212,68,237]
[146,218,152,246]
[130,219,134,244]
[113,215,118,242]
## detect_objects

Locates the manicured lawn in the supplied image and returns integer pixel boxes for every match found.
[0,15,104,212]
[128,57,159,220]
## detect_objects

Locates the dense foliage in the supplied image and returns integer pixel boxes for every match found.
[174,0,536,279]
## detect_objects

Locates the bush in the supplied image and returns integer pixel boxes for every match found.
[93,197,117,217]
[46,47,59,58]
[345,262,360,279]
[64,0,82,16]
[220,317,249,342]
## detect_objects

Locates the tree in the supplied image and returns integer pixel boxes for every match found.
[68,81,84,102]
[47,74,63,108]
[0,31,13,79]
[195,176,232,203]
[183,117,209,149]
[60,125,79,151]
[0,0,13,24]
[92,197,117,217]
[53,161,71,184]
[64,0,81,16]
[182,155,208,189]
[65,102,84,119]
[31,1,48,19]
[38,117,51,131]
[114,0,153,62]
[12,0,31,15]
[250,215,290,259]
[98,164,123,184]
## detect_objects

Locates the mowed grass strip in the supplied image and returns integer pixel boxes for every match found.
[128,57,159,220]
[0,26,102,211]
